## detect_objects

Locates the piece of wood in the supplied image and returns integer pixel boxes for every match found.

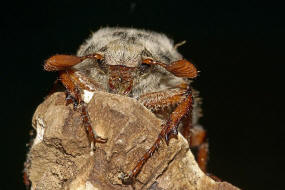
[25,92,239,190]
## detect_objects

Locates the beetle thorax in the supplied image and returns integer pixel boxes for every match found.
[104,41,144,68]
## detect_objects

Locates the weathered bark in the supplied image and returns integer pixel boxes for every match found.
[25,91,239,190]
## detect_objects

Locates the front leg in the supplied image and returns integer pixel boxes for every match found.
[44,55,107,149]
[138,87,187,111]
[122,88,193,184]
[59,70,107,148]
[141,88,211,174]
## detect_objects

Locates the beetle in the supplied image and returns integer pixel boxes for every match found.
[43,27,209,184]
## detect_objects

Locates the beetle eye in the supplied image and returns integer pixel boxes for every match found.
[139,63,151,72]
[96,58,103,65]
[97,59,108,73]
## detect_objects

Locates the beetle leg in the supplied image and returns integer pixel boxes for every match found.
[121,88,193,184]
[23,170,31,189]
[44,53,106,148]
[184,118,221,181]
[58,70,107,148]
[59,71,81,107]
[180,112,193,145]
[138,87,187,111]
[191,126,221,181]
[181,111,208,171]
[138,88,203,155]
[180,99,223,182]
[187,124,208,171]
[80,101,108,146]
[196,142,209,172]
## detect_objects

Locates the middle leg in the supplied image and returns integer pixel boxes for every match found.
[182,115,209,173]
[181,107,221,181]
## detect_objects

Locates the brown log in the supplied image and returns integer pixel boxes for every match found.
[25,91,240,190]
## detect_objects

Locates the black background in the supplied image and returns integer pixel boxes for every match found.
[1,0,284,189]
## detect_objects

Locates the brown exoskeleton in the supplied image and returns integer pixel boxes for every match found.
[44,27,210,184]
